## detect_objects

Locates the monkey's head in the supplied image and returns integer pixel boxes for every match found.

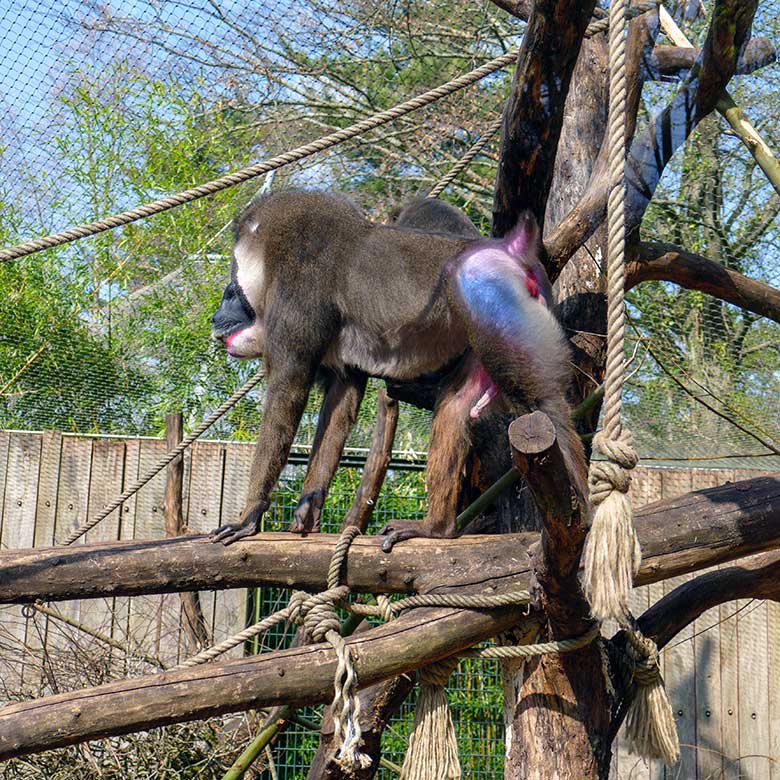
[211,213,267,360]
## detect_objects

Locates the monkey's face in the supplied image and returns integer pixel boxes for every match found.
[211,239,266,359]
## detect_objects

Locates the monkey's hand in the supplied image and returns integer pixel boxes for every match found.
[378,520,444,552]
[210,500,268,545]
[289,488,325,533]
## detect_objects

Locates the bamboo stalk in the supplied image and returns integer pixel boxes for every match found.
[658,5,780,194]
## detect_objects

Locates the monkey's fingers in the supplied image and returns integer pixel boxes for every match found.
[378,520,427,552]
[209,522,260,545]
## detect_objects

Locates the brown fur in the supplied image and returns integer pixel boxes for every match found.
[210,191,585,547]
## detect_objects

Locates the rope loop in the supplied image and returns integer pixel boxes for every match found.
[625,628,662,687]
[419,657,459,688]
[328,525,361,590]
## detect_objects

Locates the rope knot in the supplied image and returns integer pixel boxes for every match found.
[626,630,661,687]
[589,430,639,504]
[584,427,641,624]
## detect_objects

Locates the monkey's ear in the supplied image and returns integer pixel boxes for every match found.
[504,211,540,258]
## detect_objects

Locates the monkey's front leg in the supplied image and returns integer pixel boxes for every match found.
[211,362,316,545]
[291,370,367,533]
[380,357,489,551]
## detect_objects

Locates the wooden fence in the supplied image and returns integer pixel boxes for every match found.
[0,429,778,779]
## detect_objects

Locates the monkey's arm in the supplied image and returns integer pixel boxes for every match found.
[211,299,333,544]
[291,369,367,533]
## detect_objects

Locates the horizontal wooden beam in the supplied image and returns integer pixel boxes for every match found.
[0,477,778,759]
[0,477,777,604]
[0,604,526,760]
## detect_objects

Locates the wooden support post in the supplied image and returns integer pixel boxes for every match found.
[506,411,610,779]
[164,412,210,653]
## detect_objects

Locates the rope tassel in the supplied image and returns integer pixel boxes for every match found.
[399,660,461,780]
[584,430,641,623]
[624,631,681,764]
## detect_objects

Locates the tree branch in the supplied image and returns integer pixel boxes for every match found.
[545,5,660,275]
[546,0,759,270]
[487,0,532,20]
[625,0,758,232]
[626,241,780,324]
[2,477,779,605]
[648,36,776,79]
[509,412,592,635]
[637,549,780,649]
[492,0,598,235]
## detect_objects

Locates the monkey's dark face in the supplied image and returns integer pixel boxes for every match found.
[211,234,266,359]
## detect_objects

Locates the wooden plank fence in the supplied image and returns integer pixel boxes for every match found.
[0,430,777,778]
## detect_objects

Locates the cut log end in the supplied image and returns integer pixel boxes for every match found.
[508,411,557,455]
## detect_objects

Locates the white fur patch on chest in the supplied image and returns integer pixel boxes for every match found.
[234,240,266,313]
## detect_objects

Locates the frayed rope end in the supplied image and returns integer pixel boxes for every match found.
[399,671,461,780]
[625,633,680,765]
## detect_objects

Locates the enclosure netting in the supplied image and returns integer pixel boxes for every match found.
[0,0,779,778]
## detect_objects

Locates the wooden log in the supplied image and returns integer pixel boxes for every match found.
[508,413,608,779]
[1,476,779,605]
[165,412,210,654]
[0,603,526,760]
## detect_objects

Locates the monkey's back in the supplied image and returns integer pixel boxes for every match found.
[238,191,475,380]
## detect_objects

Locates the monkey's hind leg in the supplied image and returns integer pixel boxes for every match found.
[380,355,489,551]
[291,369,367,533]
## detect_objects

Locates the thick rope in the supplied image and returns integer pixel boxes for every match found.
[58,369,265,546]
[0,52,520,263]
[582,0,641,624]
[624,628,680,761]
[399,655,462,780]
[308,526,371,770]
[580,0,679,764]
[426,115,503,199]
[349,588,531,618]
[0,1,661,266]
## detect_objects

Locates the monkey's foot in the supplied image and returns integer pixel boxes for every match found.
[378,520,447,552]
[290,488,325,533]
[210,501,266,545]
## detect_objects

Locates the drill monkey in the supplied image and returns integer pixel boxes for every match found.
[210,191,585,549]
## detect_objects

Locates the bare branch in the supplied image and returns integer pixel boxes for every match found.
[625,0,758,232]
[487,0,532,20]
[492,0,597,235]
[648,36,776,79]
[626,241,780,324]
[637,549,780,649]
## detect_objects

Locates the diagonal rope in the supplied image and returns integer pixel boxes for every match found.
[0,51,521,263]
[58,369,265,546]
[0,0,661,265]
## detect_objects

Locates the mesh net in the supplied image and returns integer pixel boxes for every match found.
[0,1,779,778]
